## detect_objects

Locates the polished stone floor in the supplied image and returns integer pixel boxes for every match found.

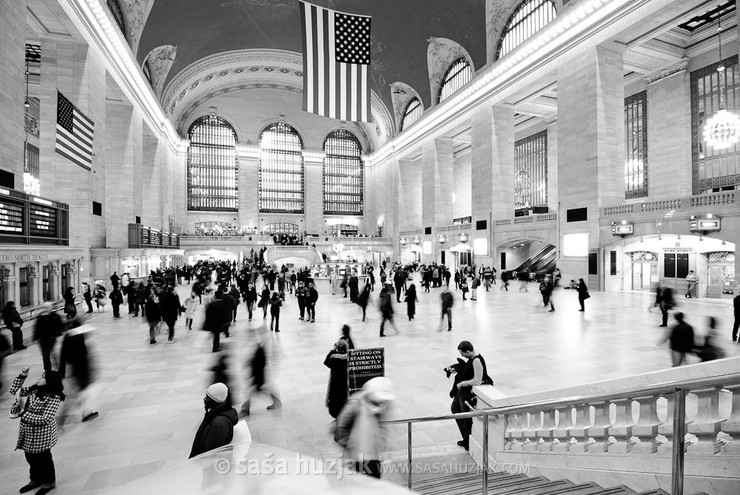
[0,275,737,493]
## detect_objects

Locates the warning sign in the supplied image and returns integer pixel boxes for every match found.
[347,347,385,394]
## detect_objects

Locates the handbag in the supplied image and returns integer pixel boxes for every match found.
[583,292,591,300]
[9,391,25,419]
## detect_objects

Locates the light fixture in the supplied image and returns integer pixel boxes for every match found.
[459,233,469,243]
[399,237,407,246]
[437,234,447,244]
[703,5,740,149]
[413,236,421,245]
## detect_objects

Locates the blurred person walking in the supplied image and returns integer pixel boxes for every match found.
[3,301,26,351]
[62,287,77,320]
[732,292,740,342]
[240,341,281,416]
[33,302,64,372]
[58,321,99,422]
[269,292,282,332]
[576,278,589,312]
[658,312,695,367]
[145,290,162,345]
[203,290,231,353]
[159,286,182,343]
[438,288,454,332]
[356,283,371,322]
[183,291,197,330]
[405,282,418,321]
[81,282,93,313]
[658,287,676,327]
[243,282,257,321]
[378,285,399,337]
[697,316,725,362]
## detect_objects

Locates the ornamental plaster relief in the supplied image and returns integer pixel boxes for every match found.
[118,0,155,54]
[427,37,475,108]
[145,44,177,99]
[486,0,517,65]
[390,82,422,130]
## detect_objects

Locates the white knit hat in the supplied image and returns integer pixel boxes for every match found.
[206,383,228,403]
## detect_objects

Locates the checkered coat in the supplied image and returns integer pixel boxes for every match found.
[9,374,61,453]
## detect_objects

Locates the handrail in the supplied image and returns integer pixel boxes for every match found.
[383,365,740,494]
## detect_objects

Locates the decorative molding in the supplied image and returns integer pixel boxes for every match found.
[390,82,422,131]
[644,58,689,85]
[427,37,475,108]
[145,44,177,100]
[119,0,155,54]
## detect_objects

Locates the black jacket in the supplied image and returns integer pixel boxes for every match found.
[188,402,238,458]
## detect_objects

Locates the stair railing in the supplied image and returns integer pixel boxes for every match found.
[384,367,740,495]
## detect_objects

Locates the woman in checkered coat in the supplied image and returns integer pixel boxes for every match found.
[9,367,65,495]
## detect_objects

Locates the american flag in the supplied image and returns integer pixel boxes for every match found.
[56,91,94,171]
[299,1,371,123]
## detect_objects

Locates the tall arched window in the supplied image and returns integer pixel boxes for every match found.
[259,122,304,213]
[401,98,423,131]
[496,0,557,60]
[323,129,363,215]
[438,59,472,104]
[187,115,238,211]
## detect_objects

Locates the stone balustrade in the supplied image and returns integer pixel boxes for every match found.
[602,191,735,218]
[472,357,740,494]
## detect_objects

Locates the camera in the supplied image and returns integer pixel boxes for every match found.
[443,358,466,378]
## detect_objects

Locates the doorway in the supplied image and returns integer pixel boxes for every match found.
[632,262,656,290]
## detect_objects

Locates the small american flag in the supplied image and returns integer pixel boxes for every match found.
[299,1,371,123]
[56,91,94,171]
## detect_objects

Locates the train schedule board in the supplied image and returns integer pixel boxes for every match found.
[347,347,385,394]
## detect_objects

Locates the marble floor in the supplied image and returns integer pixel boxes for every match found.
[0,276,737,494]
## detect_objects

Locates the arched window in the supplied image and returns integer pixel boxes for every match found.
[259,122,304,213]
[438,59,472,104]
[401,98,423,131]
[323,129,363,215]
[187,115,238,211]
[497,0,557,60]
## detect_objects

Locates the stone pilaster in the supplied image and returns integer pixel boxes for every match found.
[398,158,422,232]
[421,138,454,232]
[105,100,141,247]
[173,139,189,232]
[236,143,260,232]
[557,45,624,285]
[142,132,161,228]
[0,0,26,183]
[303,150,325,236]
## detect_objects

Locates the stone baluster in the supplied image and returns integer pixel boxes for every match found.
[552,406,574,453]
[607,398,635,453]
[567,404,592,453]
[504,413,524,451]
[657,392,693,454]
[687,386,729,455]
[536,408,557,452]
[630,395,664,454]
[721,385,740,455]
[585,401,613,453]
[522,411,541,451]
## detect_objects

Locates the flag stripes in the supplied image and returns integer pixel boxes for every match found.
[56,91,94,171]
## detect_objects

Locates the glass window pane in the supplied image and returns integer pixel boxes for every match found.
[323,130,363,215]
[497,0,557,60]
[187,115,238,211]
[259,123,304,213]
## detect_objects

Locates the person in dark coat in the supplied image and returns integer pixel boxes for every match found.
[159,286,181,343]
[203,291,231,353]
[109,286,124,318]
[658,287,675,327]
[240,342,281,416]
[306,282,319,323]
[228,285,241,322]
[295,281,308,321]
[659,311,695,367]
[125,281,137,315]
[269,292,282,332]
[33,303,64,372]
[135,283,147,318]
[58,321,98,422]
[243,282,257,321]
[145,291,162,345]
[576,278,589,312]
[356,283,371,322]
[438,289,454,332]
[258,286,270,320]
[324,339,349,418]
[340,324,355,349]
[378,286,399,337]
[405,283,418,320]
[109,271,120,289]
[63,287,77,320]
[732,293,740,342]
[348,272,359,303]
[3,301,26,351]
[188,383,238,458]
[81,282,93,313]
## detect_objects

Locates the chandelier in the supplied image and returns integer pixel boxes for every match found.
[703,5,740,150]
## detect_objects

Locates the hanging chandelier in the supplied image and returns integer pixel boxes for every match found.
[703,5,740,149]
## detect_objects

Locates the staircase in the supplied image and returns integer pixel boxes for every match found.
[404,470,668,495]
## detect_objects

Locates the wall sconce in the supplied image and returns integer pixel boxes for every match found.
[689,214,721,233]
[437,234,447,244]
[458,233,469,243]
[412,236,421,245]
[399,237,407,246]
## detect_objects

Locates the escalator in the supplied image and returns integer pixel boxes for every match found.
[513,245,556,274]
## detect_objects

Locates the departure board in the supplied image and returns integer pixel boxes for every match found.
[0,200,24,234]
[150,230,161,246]
[142,227,150,245]
[29,204,56,237]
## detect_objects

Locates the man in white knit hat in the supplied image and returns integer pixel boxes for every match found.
[189,382,238,458]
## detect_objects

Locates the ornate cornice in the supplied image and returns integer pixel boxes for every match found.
[645,58,689,85]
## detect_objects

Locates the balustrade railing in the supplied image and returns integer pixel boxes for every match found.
[385,358,740,495]
[602,191,736,217]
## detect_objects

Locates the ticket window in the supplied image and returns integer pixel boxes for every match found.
[664,253,689,279]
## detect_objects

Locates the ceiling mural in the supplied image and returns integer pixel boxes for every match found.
[118,0,155,54]
[137,0,487,114]
[390,82,422,129]
[426,37,475,108]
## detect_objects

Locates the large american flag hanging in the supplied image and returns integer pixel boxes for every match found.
[299,1,371,123]
[56,91,94,171]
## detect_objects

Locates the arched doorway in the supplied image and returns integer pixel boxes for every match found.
[495,239,557,280]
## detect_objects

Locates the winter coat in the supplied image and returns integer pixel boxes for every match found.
[335,393,388,461]
[10,374,62,453]
[324,350,348,419]
[188,402,238,458]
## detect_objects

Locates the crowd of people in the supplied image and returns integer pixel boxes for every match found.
[0,255,738,490]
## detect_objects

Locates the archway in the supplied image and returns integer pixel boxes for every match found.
[496,238,557,281]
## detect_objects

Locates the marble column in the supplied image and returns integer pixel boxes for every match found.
[236,143,260,232]
[29,265,40,306]
[49,264,60,301]
[397,158,422,233]
[303,151,325,236]
[557,45,624,284]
